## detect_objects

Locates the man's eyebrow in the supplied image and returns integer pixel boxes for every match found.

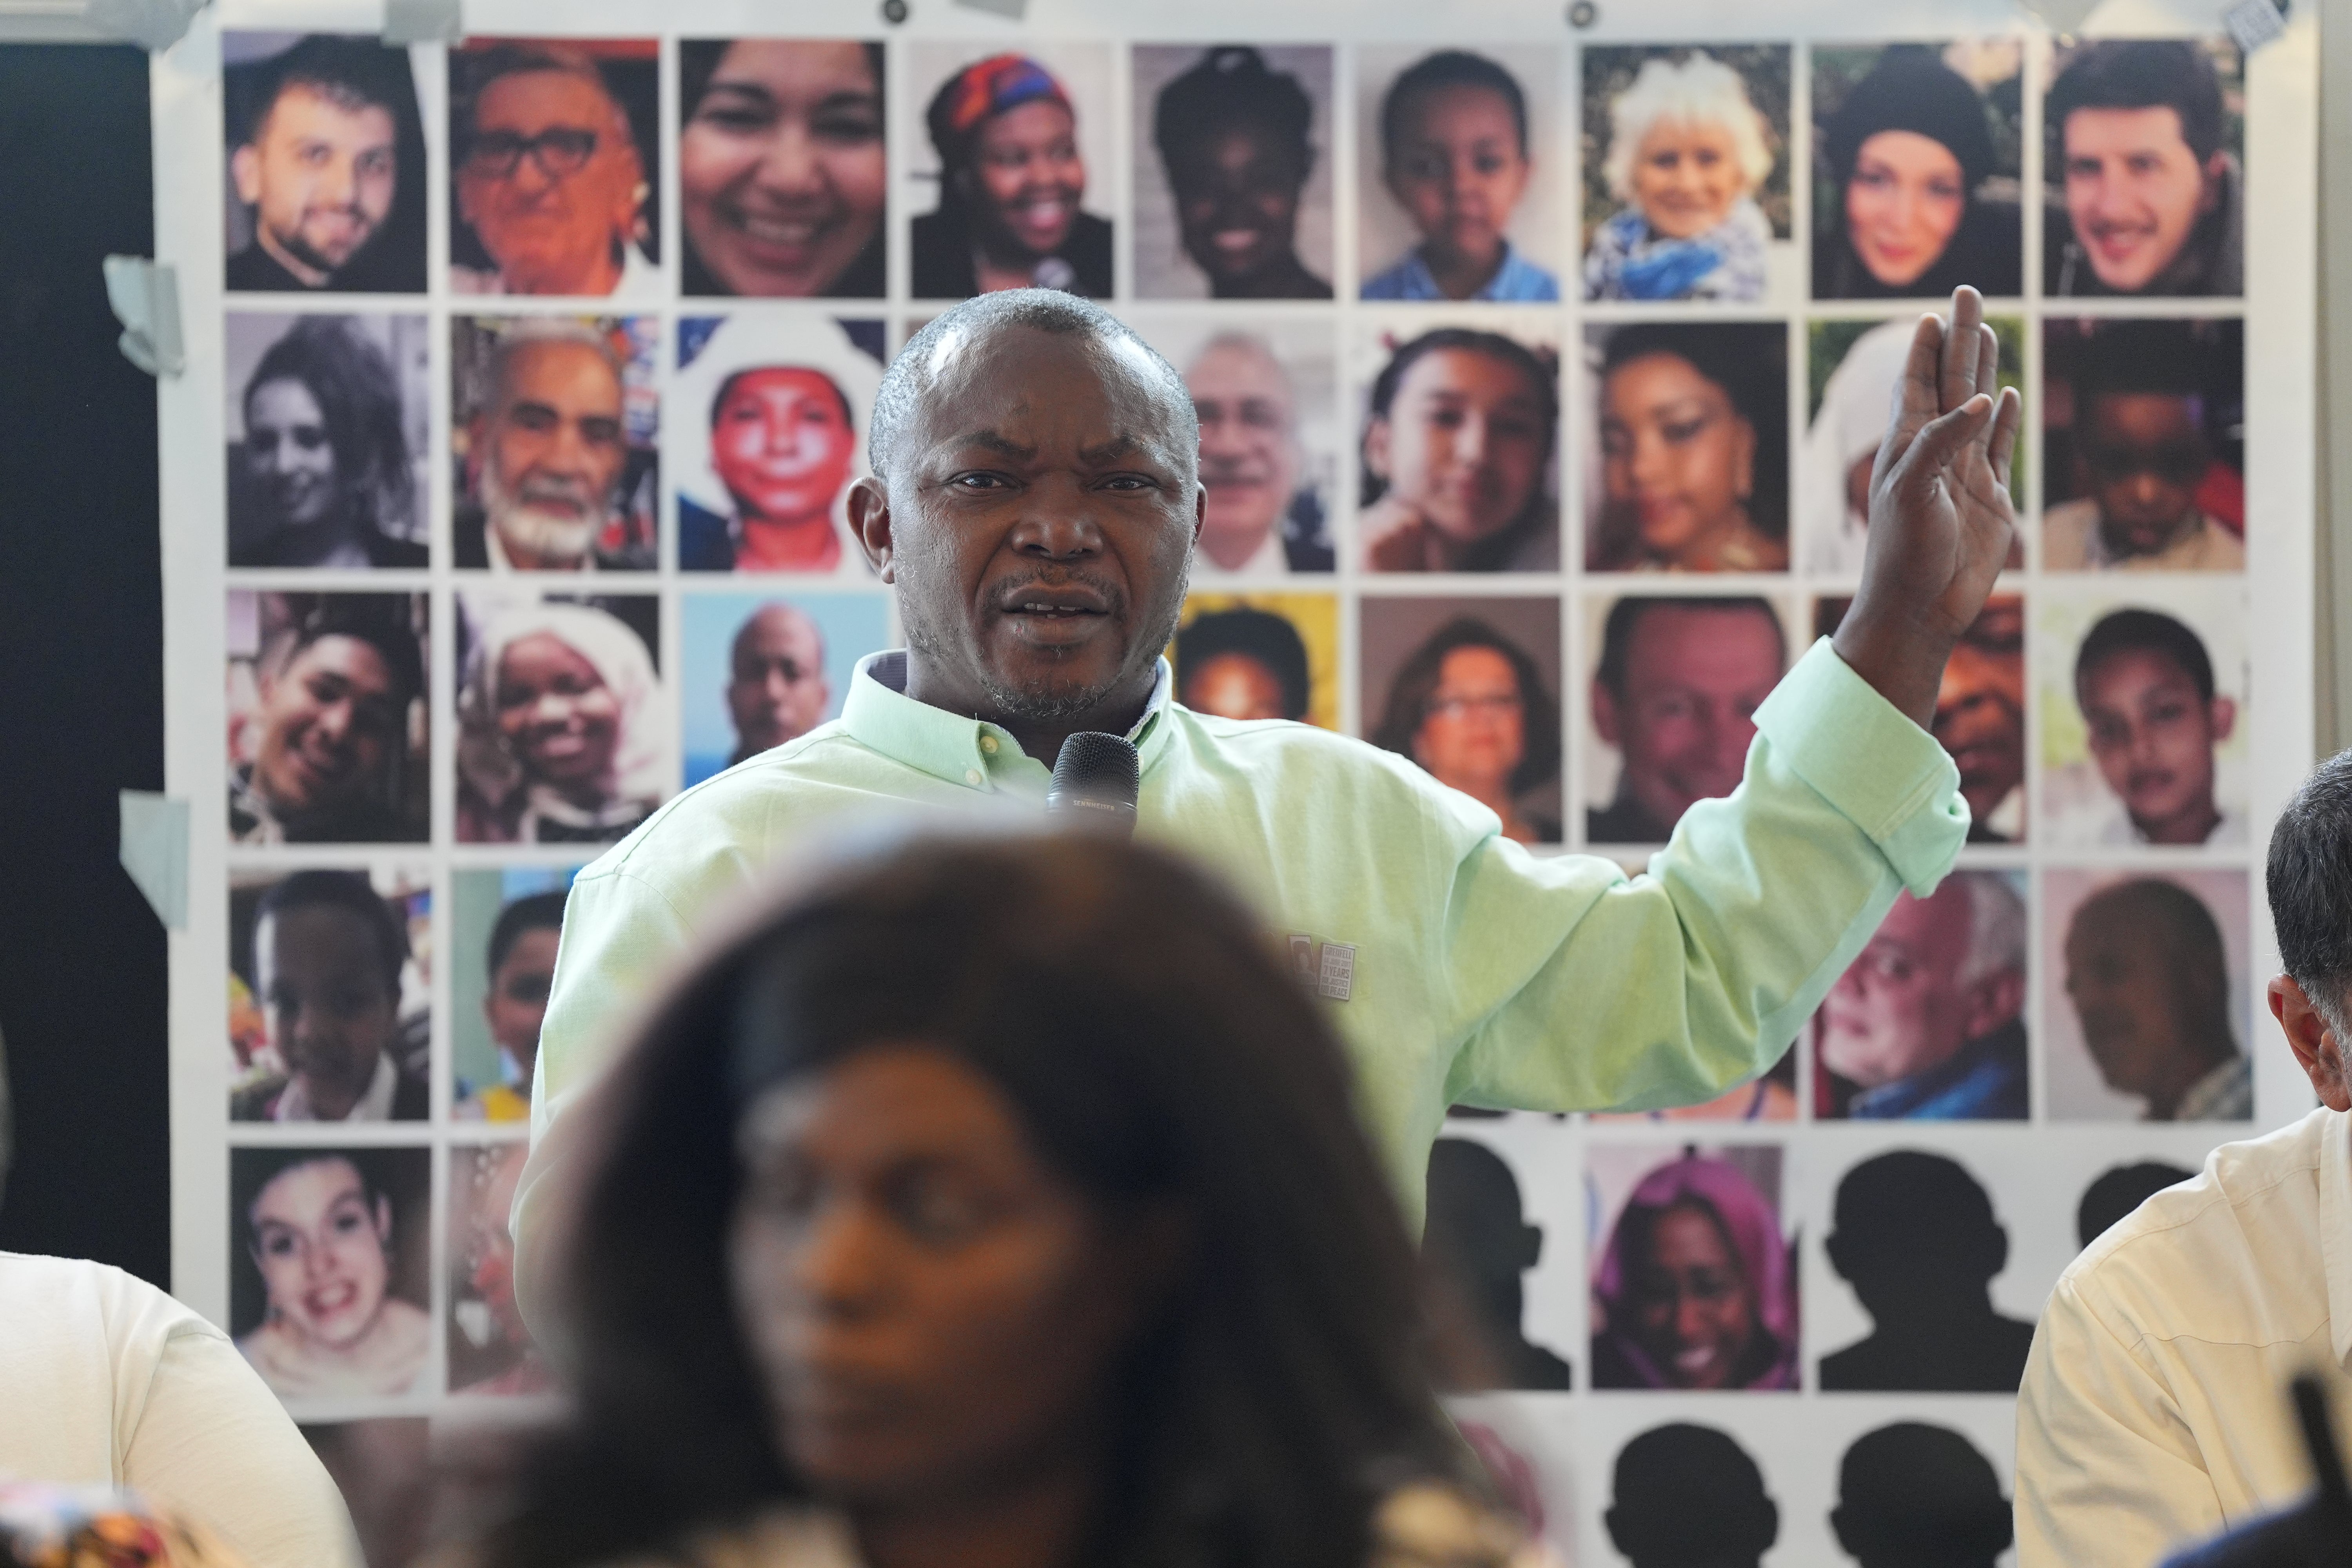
[1078,434,1152,464]
[942,430,1037,462]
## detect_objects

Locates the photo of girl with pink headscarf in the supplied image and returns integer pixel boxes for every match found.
[1588,1147,1797,1391]
[456,593,671,844]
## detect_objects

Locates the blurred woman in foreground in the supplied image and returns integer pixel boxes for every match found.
[465,831,1529,1568]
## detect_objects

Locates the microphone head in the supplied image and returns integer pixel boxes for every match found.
[1046,731,1139,837]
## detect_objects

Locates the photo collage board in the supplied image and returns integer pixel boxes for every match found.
[159,4,2320,1563]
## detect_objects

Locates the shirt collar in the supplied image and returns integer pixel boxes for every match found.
[840,650,1175,799]
[2324,1110,2352,1368]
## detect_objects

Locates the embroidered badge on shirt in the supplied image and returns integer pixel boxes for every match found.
[1317,942,1356,1002]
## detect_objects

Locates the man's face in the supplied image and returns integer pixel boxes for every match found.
[965,100,1084,262]
[1187,340,1299,559]
[232,85,397,281]
[857,325,1200,735]
[254,634,401,821]
[2077,647,2232,842]
[1820,884,1982,1088]
[2062,106,2220,292]
[478,339,626,570]
[1935,598,2025,824]
[2065,904,2193,1101]
[456,69,643,293]
[1169,121,1308,289]
[2080,392,2207,559]
[1592,606,1782,834]
[482,926,558,1078]
[244,377,340,530]
[728,606,831,755]
[258,903,398,1120]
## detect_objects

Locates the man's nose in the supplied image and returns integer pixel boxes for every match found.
[318,152,359,209]
[312,697,355,748]
[1009,495,1105,558]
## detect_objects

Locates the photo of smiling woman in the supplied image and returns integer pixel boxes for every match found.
[1585,321,1788,573]
[679,40,886,299]
[1812,42,2024,300]
[673,315,884,574]
[1588,1145,1796,1391]
[1363,597,1562,845]
[230,1146,430,1400]
[456,592,670,844]
[1136,45,1335,300]
[1359,325,1559,572]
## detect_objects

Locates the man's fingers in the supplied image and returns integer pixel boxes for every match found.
[1941,286,1986,413]
[1895,311,1947,429]
[1974,322,2000,407]
[1986,385,2023,490]
[1896,393,1994,490]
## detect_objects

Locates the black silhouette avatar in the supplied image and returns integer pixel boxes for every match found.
[1423,1138,1573,1389]
[1818,1150,2036,1392]
[1831,1422,2013,1568]
[1606,1423,1778,1568]
[2077,1160,2196,1249]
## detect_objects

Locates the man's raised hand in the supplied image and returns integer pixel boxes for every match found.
[1831,285,2022,728]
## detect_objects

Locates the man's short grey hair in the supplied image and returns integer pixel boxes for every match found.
[868,289,1198,483]
[485,319,625,412]
[1958,872,2028,989]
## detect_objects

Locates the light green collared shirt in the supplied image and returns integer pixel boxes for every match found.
[517,638,1964,1307]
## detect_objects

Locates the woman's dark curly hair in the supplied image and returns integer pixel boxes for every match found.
[242,316,416,541]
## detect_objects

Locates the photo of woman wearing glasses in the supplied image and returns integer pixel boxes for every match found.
[1362,595,1563,845]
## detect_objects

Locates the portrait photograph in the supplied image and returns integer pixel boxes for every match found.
[1581,592,1800,847]
[1174,592,1338,730]
[447,38,662,298]
[2045,37,2243,298]
[222,32,426,294]
[2042,868,2252,1122]
[2043,315,2245,572]
[673,314,884,575]
[1354,44,1563,303]
[454,589,670,845]
[680,590,891,786]
[2036,583,2248,846]
[225,311,430,569]
[679,39,887,299]
[904,42,1116,301]
[1811,41,2025,301]
[1131,313,1339,577]
[229,1145,432,1401]
[1132,44,1336,301]
[450,866,579,1123]
[227,589,428,844]
[1360,594,1562,846]
[1582,319,1789,573]
[1356,316,1561,573]
[229,866,429,1125]
[1804,314,2024,575]
[1818,593,2026,841]
[451,314,659,573]
[1422,1132,1577,1390]
[1586,1142,1795,1391]
[1580,45,1792,304]
[448,1141,548,1396]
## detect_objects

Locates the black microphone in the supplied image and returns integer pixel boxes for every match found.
[1046,732,1139,838]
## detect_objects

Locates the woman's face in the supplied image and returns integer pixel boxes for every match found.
[1182,651,1289,722]
[679,41,886,297]
[496,631,622,788]
[1369,347,1548,544]
[1627,1199,1757,1390]
[1844,129,1966,287]
[1412,646,1526,796]
[967,100,1084,261]
[711,368,858,526]
[250,1158,393,1352]
[1601,351,1754,558]
[245,378,340,530]
[1628,118,1746,240]
[729,1044,1165,1508]
[1172,121,1308,288]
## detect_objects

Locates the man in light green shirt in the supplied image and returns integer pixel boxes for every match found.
[518,285,2020,1314]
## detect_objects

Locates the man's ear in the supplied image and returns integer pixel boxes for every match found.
[2210,694,2238,745]
[847,475,896,582]
[1963,965,2027,1043]
[2270,975,2350,1112]
[231,143,264,207]
[1590,679,1622,748]
[2200,152,2229,216]
[1191,480,1206,546]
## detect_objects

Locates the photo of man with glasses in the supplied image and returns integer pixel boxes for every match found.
[449,40,661,298]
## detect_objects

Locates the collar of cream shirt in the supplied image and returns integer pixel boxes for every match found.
[274,1051,397,1123]
[840,650,1177,791]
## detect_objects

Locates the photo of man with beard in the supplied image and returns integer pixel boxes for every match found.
[452,318,657,572]
[909,50,1112,300]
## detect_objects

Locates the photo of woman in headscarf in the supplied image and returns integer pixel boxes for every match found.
[910,52,1111,300]
[456,595,670,844]
[1141,45,1334,299]
[672,315,883,573]
[227,314,429,568]
[1359,327,1559,573]
[1590,1151,1797,1391]
[678,40,886,299]
[1813,43,2022,299]
[231,1147,430,1399]
[1586,321,1788,573]
[1371,617,1561,845]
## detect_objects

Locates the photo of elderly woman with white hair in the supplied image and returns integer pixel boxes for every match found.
[1581,47,1786,302]
[671,314,884,574]
[456,592,670,844]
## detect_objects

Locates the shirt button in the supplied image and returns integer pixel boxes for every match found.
[978,735,998,755]
[964,768,984,786]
